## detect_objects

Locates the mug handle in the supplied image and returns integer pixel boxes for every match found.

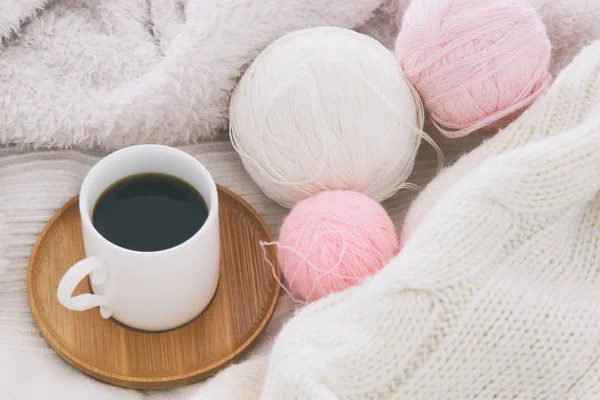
[57,256,114,318]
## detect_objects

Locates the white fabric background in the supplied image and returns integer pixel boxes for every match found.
[1,0,600,398]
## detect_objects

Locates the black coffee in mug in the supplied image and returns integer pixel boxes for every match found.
[92,173,208,252]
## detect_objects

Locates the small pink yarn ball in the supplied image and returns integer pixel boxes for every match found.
[395,0,551,138]
[277,190,399,302]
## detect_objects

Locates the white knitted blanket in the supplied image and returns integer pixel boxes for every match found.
[1,0,600,399]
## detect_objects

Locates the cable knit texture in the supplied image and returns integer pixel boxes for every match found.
[257,40,600,399]
[2,1,600,399]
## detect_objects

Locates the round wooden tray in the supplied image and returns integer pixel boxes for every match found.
[27,185,280,389]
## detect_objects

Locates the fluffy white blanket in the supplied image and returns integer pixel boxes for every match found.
[0,0,387,149]
[1,0,598,151]
[1,0,600,399]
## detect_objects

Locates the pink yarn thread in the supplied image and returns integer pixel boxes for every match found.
[264,190,399,303]
[395,0,551,138]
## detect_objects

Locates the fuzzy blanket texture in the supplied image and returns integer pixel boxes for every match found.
[1,0,600,399]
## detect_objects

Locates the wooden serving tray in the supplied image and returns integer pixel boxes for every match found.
[27,185,280,389]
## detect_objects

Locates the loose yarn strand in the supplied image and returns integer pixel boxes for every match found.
[394,182,422,192]
[261,230,362,304]
[260,241,307,305]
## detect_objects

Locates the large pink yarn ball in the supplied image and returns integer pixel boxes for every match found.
[395,0,551,138]
[277,190,399,302]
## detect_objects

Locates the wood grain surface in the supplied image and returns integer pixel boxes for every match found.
[27,185,280,389]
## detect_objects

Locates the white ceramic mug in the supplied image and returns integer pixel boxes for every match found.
[57,145,220,332]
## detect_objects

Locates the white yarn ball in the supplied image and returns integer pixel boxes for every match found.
[229,27,433,208]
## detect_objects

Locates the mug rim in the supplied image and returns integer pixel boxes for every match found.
[79,144,219,255]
